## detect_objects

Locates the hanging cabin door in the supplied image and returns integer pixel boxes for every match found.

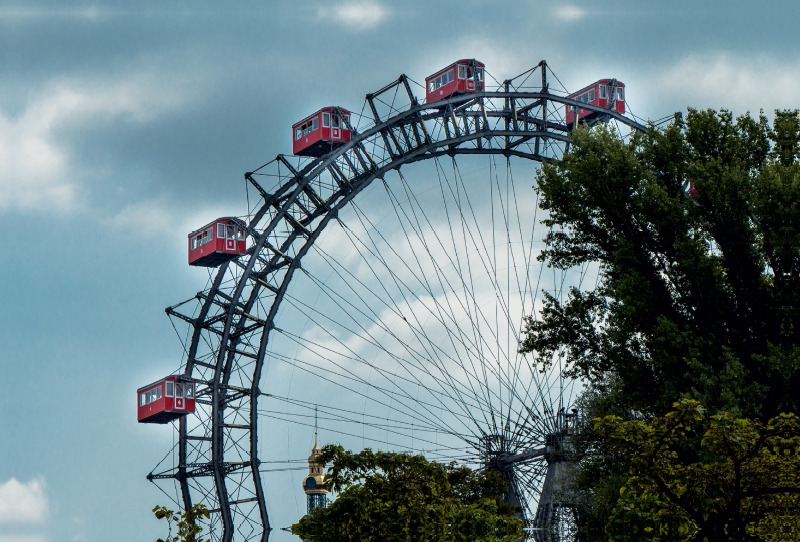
[226,224,235,252]
[175,383,185,410]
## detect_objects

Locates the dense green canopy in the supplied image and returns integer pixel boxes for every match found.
[291,445,523,542]
[519,109,800,541]
[596,399,800,542]
[521,109,800,420]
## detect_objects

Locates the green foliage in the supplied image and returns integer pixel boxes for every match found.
[290,445,524,541]
[595,399,800,542]
[153,503,210,542]
[519,109,800,540]
[521,108,800,420]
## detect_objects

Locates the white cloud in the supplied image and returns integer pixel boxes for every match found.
[0,71,194,214]
[106,198,174,237]
[0,109,73,212]
[319,0,389,30]
[0,536,46,542]
[0,478,48,524]
[626,54,800,120]
[554,5,586,21]
[106,198,242,241]
[608,52,800,119]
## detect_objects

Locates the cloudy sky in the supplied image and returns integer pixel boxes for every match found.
[3,0,800,540]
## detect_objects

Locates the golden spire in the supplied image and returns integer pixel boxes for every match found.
[303,405,326,496]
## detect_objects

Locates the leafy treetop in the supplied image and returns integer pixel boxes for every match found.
[153,503,210,542]
[291,444,524,542]
[521,109,800,420]
[595,399,800,542]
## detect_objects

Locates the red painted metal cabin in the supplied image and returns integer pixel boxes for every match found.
[188,217,247,268]
[292,107,352,157]
[565,79,626,125]
[137,376,196,424]
[426,59,485,104]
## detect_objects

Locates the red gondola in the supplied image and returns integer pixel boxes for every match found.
[293,107,352,157]
[425,59,485,104]
[188,217,247,267]
[565,79,626,125]
[137,376,196,424]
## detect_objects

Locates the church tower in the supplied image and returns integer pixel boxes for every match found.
[302,407,328,514]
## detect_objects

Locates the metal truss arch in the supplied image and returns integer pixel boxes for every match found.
[151,62,646,542]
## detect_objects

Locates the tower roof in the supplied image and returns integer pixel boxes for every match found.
[303,405,327,496]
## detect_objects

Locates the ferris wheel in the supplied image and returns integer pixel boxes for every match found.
[142,59,646,542]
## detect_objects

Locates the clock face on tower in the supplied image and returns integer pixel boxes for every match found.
[306,477,316,489]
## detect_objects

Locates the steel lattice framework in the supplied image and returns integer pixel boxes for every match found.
[148,60,646,542]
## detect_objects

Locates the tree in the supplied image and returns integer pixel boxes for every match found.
[518,109,800,540]
[153,503,210,542]
[290,445,524,542]
[595,399,800,542]
[520,109,800,420]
